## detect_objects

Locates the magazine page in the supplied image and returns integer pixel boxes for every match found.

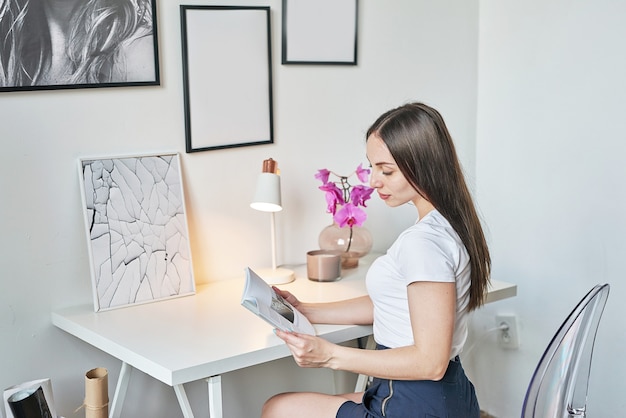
[241,267,316,335]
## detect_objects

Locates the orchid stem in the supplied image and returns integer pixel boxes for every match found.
[345,226,353,253]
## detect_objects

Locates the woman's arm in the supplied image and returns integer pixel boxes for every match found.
[276,281,455,381]
[274,288,374,325]
[299,296,374,325]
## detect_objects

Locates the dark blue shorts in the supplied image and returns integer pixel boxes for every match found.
[336,346,480,418]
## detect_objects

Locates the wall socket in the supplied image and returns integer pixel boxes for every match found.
[496,314,520,349]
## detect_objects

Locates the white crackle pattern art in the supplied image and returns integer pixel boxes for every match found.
[80,154,195,311]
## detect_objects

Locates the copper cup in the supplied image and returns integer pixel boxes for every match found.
[307,250,342,281]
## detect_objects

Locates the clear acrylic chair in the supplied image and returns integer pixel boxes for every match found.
[521,283,610,417]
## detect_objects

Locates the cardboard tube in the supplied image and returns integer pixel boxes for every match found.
[84,368,108,418]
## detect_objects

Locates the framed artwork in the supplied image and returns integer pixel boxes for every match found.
[78,153,195,312]
[0,0,160,92]
[180,6,274,153]
[282,0,358,65]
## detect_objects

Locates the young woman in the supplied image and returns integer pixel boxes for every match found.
[262,102,491,418]
[0,0,155,87]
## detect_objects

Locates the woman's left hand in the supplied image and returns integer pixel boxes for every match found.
[274,329,335,369]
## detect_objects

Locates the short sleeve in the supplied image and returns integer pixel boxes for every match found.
[393,226,458,286]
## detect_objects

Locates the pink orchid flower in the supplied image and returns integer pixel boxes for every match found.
[355,163,371,183]
[334,203,367,228]
[314,169,331,184]
[319,182,344,214]
[350,185,374,207]
[316,164,374,228]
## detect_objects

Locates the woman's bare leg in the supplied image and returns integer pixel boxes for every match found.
[262,391,364,418]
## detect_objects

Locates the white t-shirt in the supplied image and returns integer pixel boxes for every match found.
[366,209,471,359]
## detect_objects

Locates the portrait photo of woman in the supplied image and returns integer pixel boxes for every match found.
[0,0,159,91]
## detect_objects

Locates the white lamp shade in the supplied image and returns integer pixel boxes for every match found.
[250,172,283,212]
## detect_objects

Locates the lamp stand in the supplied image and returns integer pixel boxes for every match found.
[254,267,295,285]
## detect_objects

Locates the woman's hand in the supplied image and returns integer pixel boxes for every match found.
[272,286,301,309]
[274,329,336,369]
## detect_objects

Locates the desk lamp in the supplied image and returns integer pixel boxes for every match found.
[250,158,295,284]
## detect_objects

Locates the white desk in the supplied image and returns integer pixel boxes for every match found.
[51,255,516,418]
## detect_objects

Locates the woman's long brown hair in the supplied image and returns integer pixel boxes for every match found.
[367,102,491,310]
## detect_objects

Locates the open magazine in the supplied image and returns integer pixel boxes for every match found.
[241,267,316,335]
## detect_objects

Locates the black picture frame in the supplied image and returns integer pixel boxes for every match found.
[282,0,358,65]
[0,0,160,92]
[180,6,274,153]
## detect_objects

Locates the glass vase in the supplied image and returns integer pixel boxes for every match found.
[318,223,373,268]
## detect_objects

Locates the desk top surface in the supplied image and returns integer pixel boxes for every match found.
[51,255,516,386]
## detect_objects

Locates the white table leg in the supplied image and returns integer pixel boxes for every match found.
[354,335,376,392]
[109,361,131,418]
[207,375,223,418]
[173,384,195,418]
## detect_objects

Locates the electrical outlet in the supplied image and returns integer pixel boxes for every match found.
[496,314,520,349]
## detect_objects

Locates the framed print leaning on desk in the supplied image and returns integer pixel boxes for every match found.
[77,152,195,312]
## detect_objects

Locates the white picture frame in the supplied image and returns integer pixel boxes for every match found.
[78,152,195,311]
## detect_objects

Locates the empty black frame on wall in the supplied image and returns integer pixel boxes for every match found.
[282,0,358,65]
[0,0,160,92]
[180,5,274,153]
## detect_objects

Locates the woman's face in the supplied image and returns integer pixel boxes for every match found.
[366,133,420,207]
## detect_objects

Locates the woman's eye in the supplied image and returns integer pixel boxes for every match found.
[382,171,392,176]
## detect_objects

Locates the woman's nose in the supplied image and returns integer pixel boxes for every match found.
[370,174,381,188]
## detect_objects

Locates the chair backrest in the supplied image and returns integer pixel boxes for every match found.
[521,283,610,418]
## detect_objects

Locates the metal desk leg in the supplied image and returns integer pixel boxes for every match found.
[109,362,131,418]
[173,384,195,418]
[207,375,223,418]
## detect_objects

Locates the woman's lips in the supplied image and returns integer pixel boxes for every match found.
[378,192,390,200]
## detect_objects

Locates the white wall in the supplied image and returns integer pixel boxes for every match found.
[0,1,479,417]
[469,0,626,416]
